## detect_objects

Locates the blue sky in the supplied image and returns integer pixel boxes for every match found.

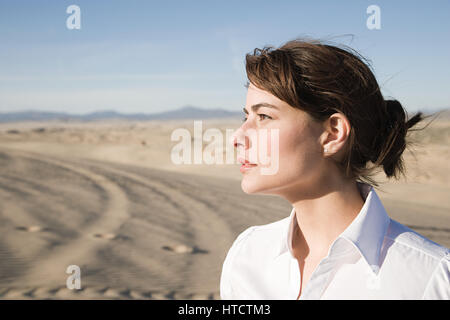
[0,0,449,114]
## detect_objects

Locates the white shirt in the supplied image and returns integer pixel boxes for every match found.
[220,182,450,299]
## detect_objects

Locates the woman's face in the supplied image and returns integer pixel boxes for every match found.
[233,83,327,196]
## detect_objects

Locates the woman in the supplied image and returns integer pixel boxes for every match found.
[220,38,449,300]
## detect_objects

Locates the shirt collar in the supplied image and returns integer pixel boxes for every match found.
[277,182,390,271]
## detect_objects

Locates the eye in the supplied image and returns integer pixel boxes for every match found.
[258,114,272,121]
[242,114,272,123]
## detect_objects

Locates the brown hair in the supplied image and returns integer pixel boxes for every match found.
[245,37,432,186]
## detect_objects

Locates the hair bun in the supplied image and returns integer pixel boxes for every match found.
[376,100,424,178]
[385,100,405,130]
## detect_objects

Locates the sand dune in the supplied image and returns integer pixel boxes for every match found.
[0,118,448,299]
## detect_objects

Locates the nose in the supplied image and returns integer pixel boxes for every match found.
[232,127,250,150]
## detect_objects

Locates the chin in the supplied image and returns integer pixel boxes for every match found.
[240,176,276,195]
[241,180,258,194]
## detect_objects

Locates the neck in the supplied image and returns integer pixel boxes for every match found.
[289,178,365,259]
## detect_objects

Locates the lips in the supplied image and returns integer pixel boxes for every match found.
[237,157,257,166]
[238,157,257,173]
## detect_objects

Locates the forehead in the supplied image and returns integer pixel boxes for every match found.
[247,82,271,95]
[246,83,289,111]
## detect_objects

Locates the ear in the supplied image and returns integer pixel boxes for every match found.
[320,112,351,157]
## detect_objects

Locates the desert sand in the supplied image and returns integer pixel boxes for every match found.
[0,115,448,299]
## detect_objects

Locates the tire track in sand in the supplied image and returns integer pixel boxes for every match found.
[0,148,129,284]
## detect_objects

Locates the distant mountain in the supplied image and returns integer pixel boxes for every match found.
[0,106,242,122]
[150,105,242,120]
[2,105,446,123]
[0,111,75,122]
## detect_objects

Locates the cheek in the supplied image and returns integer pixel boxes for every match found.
[266,130,273,157]
[248,129,277,164]
[277,127,319,169]
[259,128,278,164]
[253,128,295,169]
[252,123,321,174]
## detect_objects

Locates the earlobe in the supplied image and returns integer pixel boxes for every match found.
[321,113,351,156]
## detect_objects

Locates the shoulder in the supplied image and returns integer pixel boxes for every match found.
[224,216,290,259]
[230,216,290,255]
[220,216,290,298]
[385,218,449,261]
[383,219,449,299]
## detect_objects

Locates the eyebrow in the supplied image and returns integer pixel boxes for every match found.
[243,103,280,114]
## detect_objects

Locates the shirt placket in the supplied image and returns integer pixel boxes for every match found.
[298,257,336,299]
[292,239,353,300]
